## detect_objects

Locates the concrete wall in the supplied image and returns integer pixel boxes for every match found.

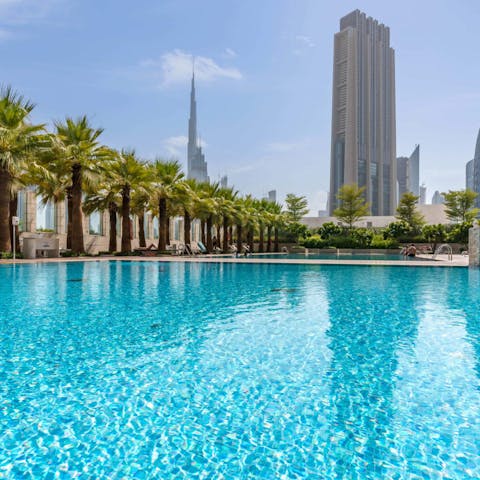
[302,204,452,230]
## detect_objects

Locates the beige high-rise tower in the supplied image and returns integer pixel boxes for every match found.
[329,10,397,215]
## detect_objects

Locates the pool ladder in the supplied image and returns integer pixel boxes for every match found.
[433,244,453,261]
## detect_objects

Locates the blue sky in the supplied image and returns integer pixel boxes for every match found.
[1,0,479,214]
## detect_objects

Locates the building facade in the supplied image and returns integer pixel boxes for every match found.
[419,184,426,205]
[431,190,445,205]
[187,73,209,183]
[473,129,480,209]
[14,190,201,255]
[329,10,397,216]
[397,145,420,199]
[466,159,474,191]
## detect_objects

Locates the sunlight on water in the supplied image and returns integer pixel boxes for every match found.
[0,262,479,478]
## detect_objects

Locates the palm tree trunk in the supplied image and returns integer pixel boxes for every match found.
[9,193,19,252]
[184,209,191,245]
[206,215,213,252]
[267,226,272,252]
[259,224,264,253]
[222,216,229,253]
[274,227,279,252]
[228,226,233,246]
[138,211,146,248]
[108,202,117,253]
[166,215,170,245]
[121,185,131,253]
[158,197,167,251]
[66,187,73,250]
[236,224,242,254]
[248,228,254,253]
[71,164,85,254]
[0,169,12,252]
[200,219,206,245]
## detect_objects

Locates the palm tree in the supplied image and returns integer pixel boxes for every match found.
[54,116,105,254]
[264,201,283,252]
[195,181,220,252]
[131,189,151,249]
[255,198,270,253]
[217,187,238,253]
[175,179,200,247]
[0,87,47,252]
[152,159,184,251]
[105,149,152,253]
[83,187,120,253]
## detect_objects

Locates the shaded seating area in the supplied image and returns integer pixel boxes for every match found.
[134,244,159,256]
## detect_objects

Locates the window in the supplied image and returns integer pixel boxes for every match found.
[36,197,55,232]
[89,211,103,235]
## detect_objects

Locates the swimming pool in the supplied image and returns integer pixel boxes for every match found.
[252,253,424,261]
[1,261,479,478]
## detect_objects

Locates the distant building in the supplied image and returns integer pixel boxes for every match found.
[397,145,420,199]
[329,10,396,216]
[432,190,445,205]
[419,184,427,205]
[220,175,228,188]
[472,129,480,209]
[267,190,277,203]
[187,72,209,182]
[318,210,328,218]
[466,159,474,191]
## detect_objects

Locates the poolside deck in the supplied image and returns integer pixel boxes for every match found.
[0,254,469,267]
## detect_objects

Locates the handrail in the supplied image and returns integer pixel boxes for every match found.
[433,243,453,261]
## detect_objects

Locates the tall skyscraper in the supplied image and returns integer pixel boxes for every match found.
[329,10,397,215]
[419,184,426,205]
[268,190,277,203]
[408,145,420,196]
[466,159,474,191]
[472,129,480,209]
[431,190,445,205]
[187,72,209,183]
[397,145,420,198]
[220,175,228,188]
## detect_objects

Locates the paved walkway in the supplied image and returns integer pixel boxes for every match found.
[0,254,469,267]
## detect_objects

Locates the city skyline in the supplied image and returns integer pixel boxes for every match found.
[1,1,479,214]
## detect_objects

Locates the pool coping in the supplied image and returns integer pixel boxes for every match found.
[0,254,469,267]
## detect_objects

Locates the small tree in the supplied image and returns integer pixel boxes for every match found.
[333,184,370,229]
[396,192,425,233]
[422,224,446,253]
[442,189,479,223]
[383,220,411,240]
[284,193,309,222]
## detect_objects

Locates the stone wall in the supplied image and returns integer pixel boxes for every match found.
[469,226,480,267]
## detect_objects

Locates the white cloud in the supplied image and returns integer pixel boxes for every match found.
[0,0,62,24]
[223,48,237,58]
[162,135,207,157]
[295,35,315,48]
[293,35,316,56]
[142,49,243,87]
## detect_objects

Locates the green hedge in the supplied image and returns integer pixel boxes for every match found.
[302,234,398,249]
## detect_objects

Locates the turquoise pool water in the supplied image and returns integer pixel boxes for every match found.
[1,261,479,478]
[253,253,421,261]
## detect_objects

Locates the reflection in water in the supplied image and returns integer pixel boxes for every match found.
[324,267,421,478]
